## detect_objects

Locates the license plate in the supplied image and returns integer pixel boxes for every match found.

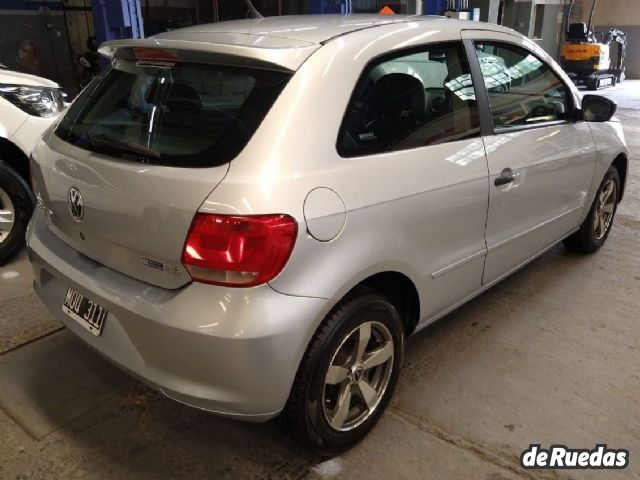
[62,287,108,336]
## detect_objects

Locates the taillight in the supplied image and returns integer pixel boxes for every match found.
[181,213,297,287]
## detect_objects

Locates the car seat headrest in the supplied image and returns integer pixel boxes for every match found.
[372,73,426,120]
[165,83,202,115]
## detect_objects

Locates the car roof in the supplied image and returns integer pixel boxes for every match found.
[154,14,428,45]
[100,15,517,71]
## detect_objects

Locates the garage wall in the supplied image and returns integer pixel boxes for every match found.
[579,0,640,25]
[0,1,78,92]
[535,3,564,60]
[500,0,564,60]
[578,0,640,78]
[63,0,95,91]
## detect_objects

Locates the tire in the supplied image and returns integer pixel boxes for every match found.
[564,165,620,254]
[281,288,405,455]
[0,161,35,265]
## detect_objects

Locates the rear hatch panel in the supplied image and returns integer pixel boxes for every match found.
[31,47,293,289]
[32,132,227,289]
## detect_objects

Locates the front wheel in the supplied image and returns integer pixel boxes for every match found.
[0,162,35,265]
[564,165,619,254]
[281,289,405,455]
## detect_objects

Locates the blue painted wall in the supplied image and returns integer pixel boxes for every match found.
[311,0,449,15]
[310,0,444,15]
[91,0,144,43]
[425,0,446,15]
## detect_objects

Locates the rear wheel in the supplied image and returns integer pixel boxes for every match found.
[281,289,404,455]
[564,165,619,254]
[0,161,34,265]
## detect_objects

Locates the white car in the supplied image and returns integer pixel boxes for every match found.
[0,66,66,263]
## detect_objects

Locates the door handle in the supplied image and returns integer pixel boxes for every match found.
[494,168,516,187]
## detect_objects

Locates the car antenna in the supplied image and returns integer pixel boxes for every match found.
[244,0,264,19]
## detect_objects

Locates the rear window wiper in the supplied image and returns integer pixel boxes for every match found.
[86,132,160,160]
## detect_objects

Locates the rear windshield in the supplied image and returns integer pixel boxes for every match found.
[55,60,291,167]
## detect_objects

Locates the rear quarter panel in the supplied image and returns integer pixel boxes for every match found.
[201,20,493,323]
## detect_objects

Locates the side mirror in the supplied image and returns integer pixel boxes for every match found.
[582,94,617,122]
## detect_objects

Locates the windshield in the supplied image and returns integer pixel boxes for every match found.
[55,59,291,167]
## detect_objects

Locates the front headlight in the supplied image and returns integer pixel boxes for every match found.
[0,84,67,117]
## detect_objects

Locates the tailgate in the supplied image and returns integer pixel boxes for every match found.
[32,133,228,289]
[31,49,292,289]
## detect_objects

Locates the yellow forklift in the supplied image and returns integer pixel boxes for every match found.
[560,0,627,90]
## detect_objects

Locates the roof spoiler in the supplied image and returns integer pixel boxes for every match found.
[98,37,318,72]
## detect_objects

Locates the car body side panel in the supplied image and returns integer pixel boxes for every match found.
[198,22,491,323]
[585,120,628,207]
[269,153,490,324]
[460,29,598,284]
[481,124,596,283]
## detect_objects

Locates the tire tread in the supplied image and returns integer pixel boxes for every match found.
[564,165,619,254]
[279,286,379,453]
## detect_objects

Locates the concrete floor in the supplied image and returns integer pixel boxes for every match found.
[1,82,639,480]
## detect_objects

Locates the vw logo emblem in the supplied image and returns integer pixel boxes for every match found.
[68,186,84,222]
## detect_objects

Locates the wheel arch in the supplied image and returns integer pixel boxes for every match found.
[0,137,30,183]
[345,271,420,336]
[612,153,627,202]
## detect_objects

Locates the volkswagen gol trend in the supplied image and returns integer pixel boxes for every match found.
[27,15,628,453]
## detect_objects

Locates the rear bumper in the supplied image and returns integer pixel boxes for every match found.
[27,213,328,420]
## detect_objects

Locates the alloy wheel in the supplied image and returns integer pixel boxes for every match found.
[0,187,15,244]
[321,321,394,432]
[593,178,617,240]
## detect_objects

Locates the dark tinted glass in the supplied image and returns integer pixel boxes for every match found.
[338,42,480,157]
[56,60,290,167]
[474,42,571,128]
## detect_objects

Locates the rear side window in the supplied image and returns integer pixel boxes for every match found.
[56,60,291,167]
[338,42,480,157]
[473,42,571,128]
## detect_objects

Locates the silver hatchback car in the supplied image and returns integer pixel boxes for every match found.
[28,15,627,453]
